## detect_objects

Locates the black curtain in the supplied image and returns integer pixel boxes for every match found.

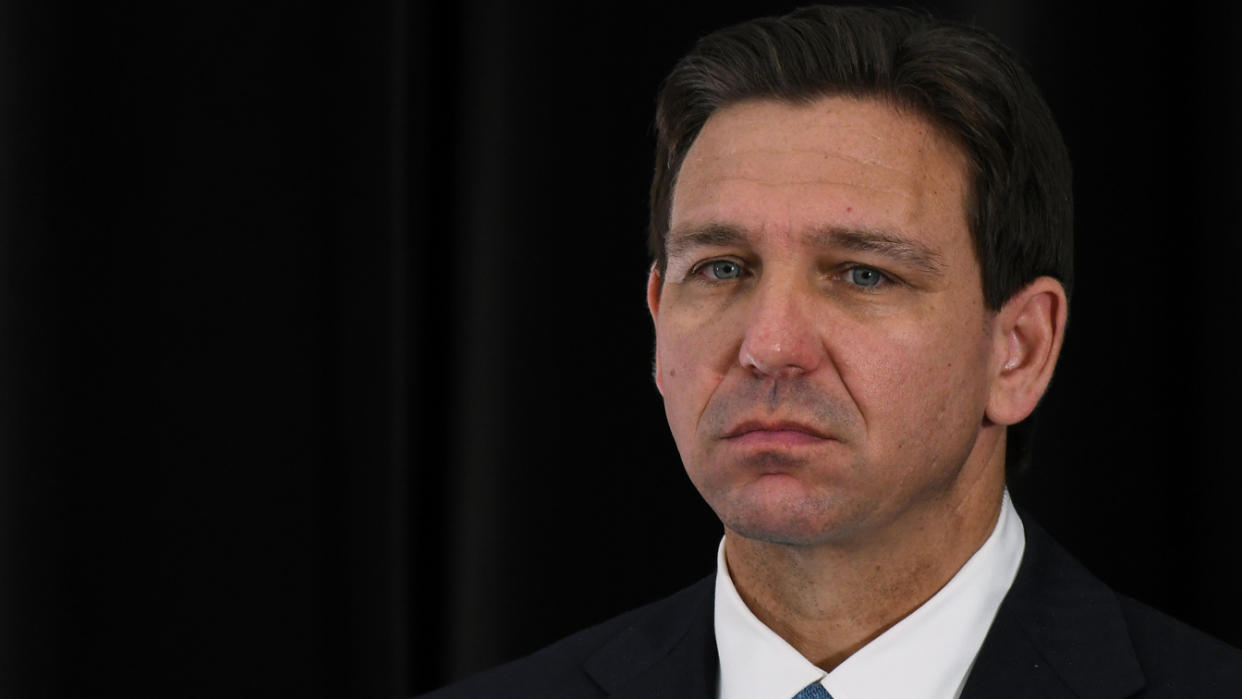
[3,2,1240,697]
[3,2,410,696]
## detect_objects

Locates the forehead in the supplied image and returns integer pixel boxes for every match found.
[669,97,971,256]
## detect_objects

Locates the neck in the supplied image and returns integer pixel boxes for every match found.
[722,436,1006,671]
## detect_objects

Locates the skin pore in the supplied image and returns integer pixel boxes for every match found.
[646,97,1066,670]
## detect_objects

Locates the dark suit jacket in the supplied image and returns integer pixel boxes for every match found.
[422,519,1242,697]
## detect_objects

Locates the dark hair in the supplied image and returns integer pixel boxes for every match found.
[649,5,1073,471]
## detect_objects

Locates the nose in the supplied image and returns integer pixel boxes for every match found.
[737,279,825,378]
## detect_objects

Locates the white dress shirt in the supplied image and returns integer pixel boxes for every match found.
[714,491,1025,699]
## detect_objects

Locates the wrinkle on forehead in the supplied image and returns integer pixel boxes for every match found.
[682,176,921,200]
[679,97,961,184]
[686,147,919,180]
[670,97,970,240]
[679,138,948,192]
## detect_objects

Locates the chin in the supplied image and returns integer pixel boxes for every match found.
[722,514,843,547]
[710,484,852,547]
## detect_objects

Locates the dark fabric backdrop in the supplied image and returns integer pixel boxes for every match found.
[2,1,1240,697]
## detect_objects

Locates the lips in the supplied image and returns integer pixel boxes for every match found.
[723,419,831,441]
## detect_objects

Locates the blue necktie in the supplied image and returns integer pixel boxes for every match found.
[792,681,833,699]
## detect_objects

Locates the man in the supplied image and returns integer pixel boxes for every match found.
[424,6,1242,697]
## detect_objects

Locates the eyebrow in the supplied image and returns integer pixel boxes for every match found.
[665,224,748,262]
[666,223,946,276]
[811,226,945,276]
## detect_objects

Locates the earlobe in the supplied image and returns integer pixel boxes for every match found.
[647,265,664,394]
[986,277,1068,426]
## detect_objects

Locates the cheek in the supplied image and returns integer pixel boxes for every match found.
[656,312,738,435]
[842,318,991,439]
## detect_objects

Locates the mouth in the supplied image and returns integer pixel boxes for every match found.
[722,420,832,447]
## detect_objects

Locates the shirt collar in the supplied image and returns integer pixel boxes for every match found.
[714,491,1025,699]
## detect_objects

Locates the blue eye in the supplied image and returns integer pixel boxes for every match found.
[707,260,743,279]
[847,266,884,287]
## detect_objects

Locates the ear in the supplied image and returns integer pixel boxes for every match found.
[646,264,664,395]
[986,276,1068,426]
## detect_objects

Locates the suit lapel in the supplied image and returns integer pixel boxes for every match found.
[579,517,1149,698]
[581,575,717,699]
[961,516,1146,699]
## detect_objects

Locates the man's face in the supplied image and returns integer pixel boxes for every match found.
[648,96,1001,547]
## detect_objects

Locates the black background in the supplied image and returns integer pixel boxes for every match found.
[2,1,1240,697]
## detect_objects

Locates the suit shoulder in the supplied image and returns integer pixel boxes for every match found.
[416,576,715,699]
[1117,594,1242,694]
